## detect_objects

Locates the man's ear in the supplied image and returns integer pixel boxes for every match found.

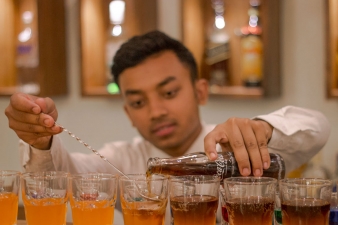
[195,78,209,105]
[124,104,135,127]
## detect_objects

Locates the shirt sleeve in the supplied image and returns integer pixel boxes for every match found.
[19,134,150,176]
[254,105,331,174]
[19,135,73,172]
[19,135,118,174]
[19,139,55,172]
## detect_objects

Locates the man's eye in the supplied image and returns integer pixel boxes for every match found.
[164,89,178,98]
[130,100,144,108]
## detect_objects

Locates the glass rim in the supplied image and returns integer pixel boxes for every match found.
[21,171,69,179]
[0,170,21,177]
[119,173,168,182]
[279,177,332,186]
[169,175,220,184]
[70,172,118,180]
[224,176,277,185]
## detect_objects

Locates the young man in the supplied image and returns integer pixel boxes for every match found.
[5,31,330,224]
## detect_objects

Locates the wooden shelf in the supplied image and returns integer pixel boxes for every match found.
[326,0,338,98]
[0,0,68,97]
[0,87,20,96]
[209,86,263,98]
[79,0,280,99]
[80,0,157,97]
[181,0,281,98]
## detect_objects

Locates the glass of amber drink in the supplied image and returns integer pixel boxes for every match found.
[69,173,118,225]
[279,178,332,225]
[119,174,168,225]
[169,175,220,225]
[0,170,20,225]
[223,177,277,225]
[21,171,69,225]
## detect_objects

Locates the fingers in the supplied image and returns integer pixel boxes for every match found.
[204,129,229,160]
[8,93,41,114]
[5,93,61,149]
[204,117,273,177]
[7,93,58,119]
[235,120,265,177]
[9,119,61,134]
[7,108,54,127]
[251,121,271,170]
[222,119,252,176]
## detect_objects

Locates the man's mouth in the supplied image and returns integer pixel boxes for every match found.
[152,123,176,137]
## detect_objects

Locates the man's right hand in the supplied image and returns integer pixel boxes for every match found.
[4,92,62,150]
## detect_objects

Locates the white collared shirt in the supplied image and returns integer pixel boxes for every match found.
[19,105,331,225]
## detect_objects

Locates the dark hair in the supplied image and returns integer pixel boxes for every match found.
[111,30,198,86]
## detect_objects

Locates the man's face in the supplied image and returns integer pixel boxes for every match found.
[119,51,208,156]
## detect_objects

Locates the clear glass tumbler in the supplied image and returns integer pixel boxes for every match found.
[119,174,168,225]
[69,173,118,225]
[279,178,332,225]
[169,175,220,225]
[224,176,277,225]
[21,171,69,225]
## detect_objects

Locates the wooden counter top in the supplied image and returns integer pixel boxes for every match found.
[17,221,72,225]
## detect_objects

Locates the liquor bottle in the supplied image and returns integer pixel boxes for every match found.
[240,0,263,87]
[330,155,338,224]
[147,152,285,181]
[205,0,230,94]
[330,192,338,225]
[16,10,40,94]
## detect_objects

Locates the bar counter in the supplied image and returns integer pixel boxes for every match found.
[17,221,121,225]
[17,221,73,225]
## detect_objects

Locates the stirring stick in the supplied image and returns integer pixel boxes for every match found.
[54,122,127,177]
[54,122,161,201]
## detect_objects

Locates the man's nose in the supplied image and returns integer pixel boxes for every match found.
[148,97,168,119]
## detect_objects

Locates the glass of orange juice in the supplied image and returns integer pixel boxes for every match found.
[0,170,20,225]
[119,174,169,225]
[21,171,69,225]
[69,173,118,225]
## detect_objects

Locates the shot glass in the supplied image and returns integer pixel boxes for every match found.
[169,175,220,225]
[21,171,69,225]
[223,177,277,225]
[119,174,168,225]
[279,178,332,225]
[0,170,20,225]
[69,173,118,225]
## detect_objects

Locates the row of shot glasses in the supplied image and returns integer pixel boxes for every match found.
[0,170,335,225]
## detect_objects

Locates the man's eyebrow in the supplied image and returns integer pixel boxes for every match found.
[124,89,142,96]
[157,76,177,88]
[124,76,177,96]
